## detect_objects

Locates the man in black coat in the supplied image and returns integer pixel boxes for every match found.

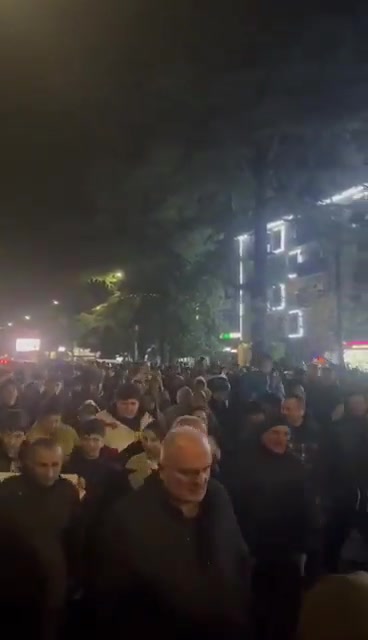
[93,427,250,640]
[0,438,81,633]
[228,416,319,640]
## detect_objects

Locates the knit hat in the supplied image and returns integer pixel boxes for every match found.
[257,414,289,437]
[79,419,105,439]
[207,376,230,394]
[116,382,142,402]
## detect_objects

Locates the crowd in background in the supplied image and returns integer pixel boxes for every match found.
[1,356,368,638]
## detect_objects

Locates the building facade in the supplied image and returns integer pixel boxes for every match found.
[237,216,338,358]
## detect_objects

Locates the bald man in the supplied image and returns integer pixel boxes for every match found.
[94,427,250,639]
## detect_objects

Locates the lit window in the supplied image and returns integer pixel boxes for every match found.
[269,284,286,310]
[288,310,304,338]
[267,222,286,254]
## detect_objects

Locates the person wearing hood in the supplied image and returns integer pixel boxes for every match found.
[97,383,153,452]
[228,416,319,640]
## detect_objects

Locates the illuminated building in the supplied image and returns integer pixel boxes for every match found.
[235,184,368,356]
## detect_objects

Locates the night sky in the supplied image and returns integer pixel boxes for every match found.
[0,0,366,312]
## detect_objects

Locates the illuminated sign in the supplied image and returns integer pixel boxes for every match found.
[219,332,241,340]
[15,338,41,352]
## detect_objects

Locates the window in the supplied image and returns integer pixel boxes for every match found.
[269,284,286,310]
[270,229,282,252]
[288,310,303,338]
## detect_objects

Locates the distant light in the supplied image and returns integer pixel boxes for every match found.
[57,346,66,353]
[115,271,123,279]
[288,273,298,279]
[7,322,13,327]
[16,338,40,352]
[24,315,31,321]
[220,332,241,340]
[222,347,232,352]
[195,315,200,320]
[52,300,59,305]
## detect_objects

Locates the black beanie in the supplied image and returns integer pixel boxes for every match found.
[116,382,142,402]
[257,414,289,437]
[79,419,105,439]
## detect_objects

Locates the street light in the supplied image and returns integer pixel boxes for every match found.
[52,300,59,305]
[7,322,13,327]
[24,315,31,321]
[115,271,123,279]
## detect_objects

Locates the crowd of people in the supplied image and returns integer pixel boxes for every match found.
[1,356,368,639]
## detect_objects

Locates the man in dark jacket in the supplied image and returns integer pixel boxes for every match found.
[0,438,81,630]
[65,419,129,523]
[228,416,319,640]
[282,394,320,467]
[93,427,249,640]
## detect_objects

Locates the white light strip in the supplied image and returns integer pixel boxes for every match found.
[319,185,367,205]
[267,220,285,230]
[267,221,286,254]
[288,248,303,263]
[270,283,286,311]
[288,273,297,279]
[288,309,304,338]
[238,237,244,340]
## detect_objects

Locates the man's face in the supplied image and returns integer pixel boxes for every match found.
[2,431,25,458]
[282,398,304,425]
[116,398,139,419]
[348,395,367,418]
[80,434,104,459]
[0,384,18,406]
[27,446,63,487]
[160,445,212,505]
[43,414,62,432]
[262,426,289,455]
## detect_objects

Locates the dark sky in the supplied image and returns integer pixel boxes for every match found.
[0,0,366,311]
